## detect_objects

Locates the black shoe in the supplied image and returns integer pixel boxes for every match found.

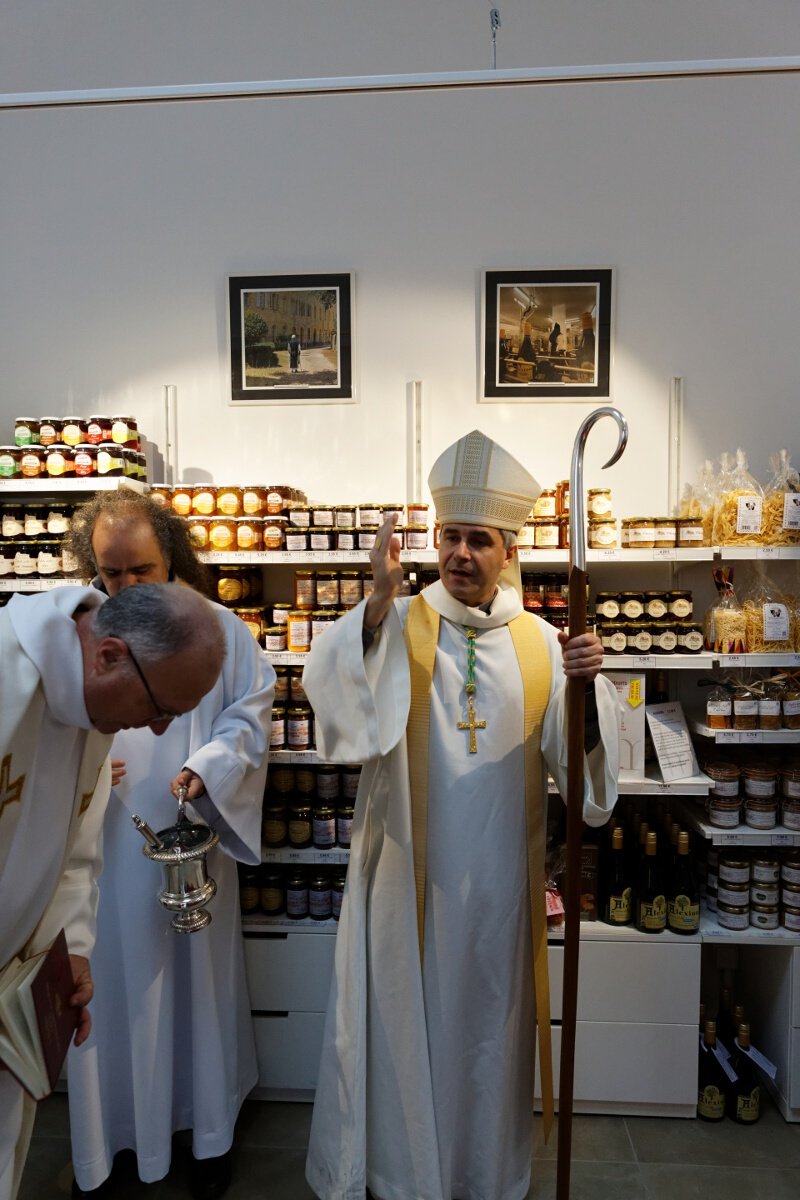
[190,1150,232,1200]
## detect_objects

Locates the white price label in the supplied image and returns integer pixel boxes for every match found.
[736,494,763,534]
[597,549,619,560]
[756,546,779,559]
[633,655,657,668]
[716,731,738,743]
[653,547,677,560]
[719,833,741,844]
[772,834,794,846]
[783,492,800,530]
[720,654,746,668]
[740,731,763,744]
[286,850,304,861]
[262,850,279,862]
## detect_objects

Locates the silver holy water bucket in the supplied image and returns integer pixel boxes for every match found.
[131,786,219,933]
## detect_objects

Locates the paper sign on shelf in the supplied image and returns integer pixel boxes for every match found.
[605,672,646,778]
[645,701,701,784]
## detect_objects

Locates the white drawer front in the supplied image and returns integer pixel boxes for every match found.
[244,931,336,1012]
[548,940,701,1026]
[253,1012,327,1091]
[535,1021,698,1107]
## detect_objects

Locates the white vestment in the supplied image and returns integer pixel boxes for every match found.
[303,581,619,1200]
[0,587,113,1200]
[68,604,275,1188]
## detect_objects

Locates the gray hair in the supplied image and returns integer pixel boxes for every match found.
[94,583,226,669]
[500,529,518,551]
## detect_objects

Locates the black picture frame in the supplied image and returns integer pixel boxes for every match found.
[481,268,612,401]
[228,272,354,404]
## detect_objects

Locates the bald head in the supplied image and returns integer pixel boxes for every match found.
[80,584,226,734]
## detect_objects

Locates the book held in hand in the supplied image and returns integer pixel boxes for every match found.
[0,928,78,1100]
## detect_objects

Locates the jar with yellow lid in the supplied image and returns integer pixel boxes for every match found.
[381,504,404,523]
[587,487,613,517]
[358,503,381,526]
[309,526,335,552]
[287,704,313,751]
[357,526,379,550]
[289,505,312,527]
[311,610,337,640]
[289,666,307,704]
[264,625,287,652]
[316,571,340,608]
[339,571,364,607]
[216,486,243,517]
[186,485,214,516]
[311,505,335,527]
[284,526,307,552]
[407,501,429,525]
[270,705,287,751]
[335,505,356,528]
[336,528,357,552]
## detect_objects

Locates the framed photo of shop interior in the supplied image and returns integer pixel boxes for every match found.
[228,273,354,404]
[481,268,612,401]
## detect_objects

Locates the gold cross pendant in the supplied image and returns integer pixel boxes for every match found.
[457,695,486,754]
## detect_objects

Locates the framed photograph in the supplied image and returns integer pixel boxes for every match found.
[228,272,354,404]
[481,268,612,401]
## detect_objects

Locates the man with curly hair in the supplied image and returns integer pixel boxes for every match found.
[64,490,274,1200]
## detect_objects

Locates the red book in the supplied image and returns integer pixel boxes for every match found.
[0,929,79,1100]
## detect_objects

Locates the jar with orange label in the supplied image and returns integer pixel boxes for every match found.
[294,569,317,609]
[242,486,267,516]
[237,517,264,551]
[19,446,46,478]
[216,486,243,517]
[208,516,237,552]
[38,418,62,447]
[170,484,193,516]
[191,485,217,516]
[234,607,265,641]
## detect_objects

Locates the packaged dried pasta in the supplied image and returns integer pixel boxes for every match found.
[742,566,793,654]
[679,460,716,545]
[762,449,800,546]
[705,565,747,653]
[712,448,764,546]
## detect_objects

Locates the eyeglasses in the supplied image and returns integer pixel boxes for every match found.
[123,641,180,723]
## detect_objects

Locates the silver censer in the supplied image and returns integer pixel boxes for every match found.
[131,785,219,933]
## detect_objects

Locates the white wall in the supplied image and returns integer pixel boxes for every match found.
[1,4,799,511]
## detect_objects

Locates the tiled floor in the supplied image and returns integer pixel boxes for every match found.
[19,1094,800,1199]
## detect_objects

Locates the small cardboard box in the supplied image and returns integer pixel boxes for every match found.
[604,671,646,779]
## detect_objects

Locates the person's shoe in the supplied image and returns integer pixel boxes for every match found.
[190,1150,232,1200]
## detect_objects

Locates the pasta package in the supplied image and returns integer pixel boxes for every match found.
[679,460,716,546]
[742,566,793,654]
[712,449,764,546]
[762,449,800,546]
[705,565,747,653]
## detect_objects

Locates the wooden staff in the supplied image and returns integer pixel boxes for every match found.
[556,406,627,1200]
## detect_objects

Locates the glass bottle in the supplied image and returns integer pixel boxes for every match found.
[697,1020,729,1122]
[667,831,700,934]
[603,826,632,926]
[726,1024,761,1124]
[636,831,666,933]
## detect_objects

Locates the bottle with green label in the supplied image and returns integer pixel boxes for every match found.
[727,1024,761,1124]
[667,831,701,934]
[636,830,666,933]
[603,826,632,926]
[697,1020,728,1121]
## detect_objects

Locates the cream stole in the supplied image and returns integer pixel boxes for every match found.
[403,591,555,1137]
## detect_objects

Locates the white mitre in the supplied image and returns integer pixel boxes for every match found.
[428,428,541,534]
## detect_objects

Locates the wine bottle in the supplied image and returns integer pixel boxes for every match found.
[716,986,735,1050]
[697,1019,729,1121]
[603,826,633,926]
[667,831,700,934]
[636,830,666,933]
[726,1023,761,1123]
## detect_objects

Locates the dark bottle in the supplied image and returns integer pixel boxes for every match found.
[727,1023,761,1124]
[716,986,735,1050]
[636,831,666,932]
[603,826,633,926]
[667,831,701,934]
[697,1019,729,1121]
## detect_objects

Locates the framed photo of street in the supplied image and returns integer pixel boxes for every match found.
[228,272,354,404]
[481,268,612,401]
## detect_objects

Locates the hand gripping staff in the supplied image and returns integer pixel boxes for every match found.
[556,407,627,1200]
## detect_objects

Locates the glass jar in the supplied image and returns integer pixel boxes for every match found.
[533,516,560,549]
[783,904,800,932]
[170,483,193,516]
[758,684,783,731]
[269,705,286,750]
[708,796,742,828]
[600,621,628,655]
[23,504,48,537]
[216,486,243,517]
[216,565,249,605]
[288,802,312,849]
[358,503,381,526]
[336,804,354,849]
[238,866,260,915]
[286,871,309,919]
[86,415,112,444]
[45,444,75,477]
[625,622,653,654]
[285,525,309,552]
[676,620,704,654]
[744,797,778,829]
[751,903,779,930]
[288,505,311,527]
[0,542,15,578]
[287,611,311,654]
[110,415,138,448]
[741,763,778,799]
[312,804,336,850]
[13,542,38,579]
[294,570,316,610]
[651,620,678,654]
[0,446,22,479]
[405,524,429,551]
[260,870,286,916]
[751,856,780,885]
[704,760,740,797]
[264,486,291,515]
[594,591,620,621]
[1,505,24,539]
[186,485,215,517]
[309,874,333,921]
[270,602,291,627]
[667,590,693,619]
[382,504,404,524]
[289,666,307,704]
[186,516,210,551]
[61,417,87,447]
[334,504,356,528]
[587,487,613,517]
[643,591,669,619]
[13,418,40,446]
[719,854,751,884]
[241,486,267,516]
[732,687,758,731]
[273,666,289,704]
[235,607,264,642]
[781,764,800,801]
[313,573,339,609]
[295,766,316,796]
[311,610,336,640]
[750,880,779,905]
[533,489,557,518]
[783,689,800,730]
[309,526,335,552]
[653,517,677,547]
[264,625,287,652]
[626,518,656,549]
[587,517,617,549]
[236,516,264,550]
[341,765,362,801]
[339,571,364,608]
[677,516,705,546]
[336,528,357,552]
[311,505,335,527]
[517,522,536,549]
[357,526,379,551]
[705,686,732,729]
[716,901,750,931]
[407,501,429,525]
[45,503,72,536]
[331,872,346,921]
[73,444,97,477]
[208,516,237,552]
[717,879,750,907]
[287,704,313,751]
[316,765,341,802]
[19,446,46,478]
[619,591,645,620]
[38,418,62,447]
[36,541,61,577]
[262,801,288,849]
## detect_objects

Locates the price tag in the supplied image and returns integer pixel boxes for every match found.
[716,730,738,744]
[653,547,677,560]
[597,549,619,560]
[740,731,763,744]
[633,655,657,668]
[719,654,746,668]
[788,653,800,667]
[286,849,304,862]
[772,833,795,846]
[654,782,672,793]
[756,546,779,559]
[718,833,741,844]
[262,850,279,862]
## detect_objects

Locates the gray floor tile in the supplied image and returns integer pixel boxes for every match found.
[17,1138,73,1200]
[626,1097,800,1168]
[234,1098,314,1149]
[27,1093,71,1141]
[639,1163,800,1200]
[153,1147,315,1200]
[526,1160,647,1200]
[533,1113,636,1163]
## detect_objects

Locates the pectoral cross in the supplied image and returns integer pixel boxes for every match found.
[458,695,486,754]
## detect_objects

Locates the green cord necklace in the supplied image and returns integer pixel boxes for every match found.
[457,627,486,753]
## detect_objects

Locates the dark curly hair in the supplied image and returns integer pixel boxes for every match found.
[63,489,213,597]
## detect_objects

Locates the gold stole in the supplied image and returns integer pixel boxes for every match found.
[403,593,555,1138]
